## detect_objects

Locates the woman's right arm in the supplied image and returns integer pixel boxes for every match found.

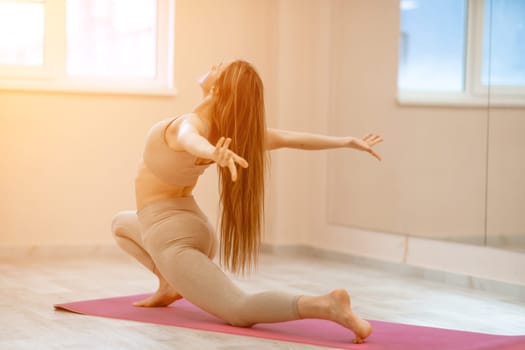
[166,116,248,181]
[170,117,216,160]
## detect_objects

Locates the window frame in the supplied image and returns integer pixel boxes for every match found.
[0,0,176,96]
[398,0,525,107]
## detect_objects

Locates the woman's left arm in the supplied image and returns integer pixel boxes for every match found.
[266,128,383,161]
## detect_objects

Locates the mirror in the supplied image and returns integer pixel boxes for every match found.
[485,0,525,251]
[327,0,524,250]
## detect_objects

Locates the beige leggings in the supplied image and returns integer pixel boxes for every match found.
[111,196,300,327]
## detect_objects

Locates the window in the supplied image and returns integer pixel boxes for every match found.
[482,0,525,87]
[0,1,45,66]
[0,0,175,95]
[398,0,525,106]
[399,0,467,92]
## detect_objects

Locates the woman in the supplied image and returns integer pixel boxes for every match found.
[112,60,382,344]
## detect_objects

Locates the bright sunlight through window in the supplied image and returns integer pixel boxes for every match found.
[0,1,45,65]
[0,0,175,95]
[67,0,157,79]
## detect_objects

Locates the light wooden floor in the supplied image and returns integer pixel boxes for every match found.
[2,249,525,350]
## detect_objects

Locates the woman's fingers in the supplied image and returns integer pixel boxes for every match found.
[219,149,229,165]
[369,148,382,161]
[226,153,250,181]
[233,154,249,168]
[228,158,238,181]
[214,136,249,181]
[216,137,226,149]
[213,137,225,161]
[214,137,230,165]
[362,134,382,144]
[220,138,233,165]
[362,133,373,142]
[214,137,229,154]
[368,135,383,146]
[357,134,383,161]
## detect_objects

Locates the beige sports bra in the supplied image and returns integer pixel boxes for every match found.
[142,116,212,187]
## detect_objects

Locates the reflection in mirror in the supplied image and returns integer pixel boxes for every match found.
[482,0,525,87]
[327,1,488,246]
[484,0,525,252]
[399,0,467,92]
[328,1,524,249]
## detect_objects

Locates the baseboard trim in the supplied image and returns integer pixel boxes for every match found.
[2,243,523,299]
[261,243,525,300]
[0,244,123,260]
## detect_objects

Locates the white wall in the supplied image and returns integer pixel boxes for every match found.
[0,0,278,246]
[1,0,524,286]
[266,0,333,245]
[267,0,525,286]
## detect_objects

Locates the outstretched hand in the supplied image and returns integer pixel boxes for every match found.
[213,137,249,181]
[350,134,383,161]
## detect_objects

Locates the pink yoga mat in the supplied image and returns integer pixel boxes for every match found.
[55,294,525,350]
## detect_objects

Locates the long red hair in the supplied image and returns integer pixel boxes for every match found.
[210,60,267,274]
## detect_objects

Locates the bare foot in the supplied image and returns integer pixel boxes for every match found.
[326,289,372,344]
[133,284,182,307]
[298,289,372,344]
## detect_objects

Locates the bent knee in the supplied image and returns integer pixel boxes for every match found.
[111,211,138,237]
[111,212,126,236]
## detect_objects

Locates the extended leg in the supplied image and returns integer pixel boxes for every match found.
[141,208,371,342]
[151,243,369,342]
[151,245,300,327]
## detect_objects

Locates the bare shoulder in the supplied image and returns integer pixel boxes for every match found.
[168,113,206,133]
[165,113,208,150]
